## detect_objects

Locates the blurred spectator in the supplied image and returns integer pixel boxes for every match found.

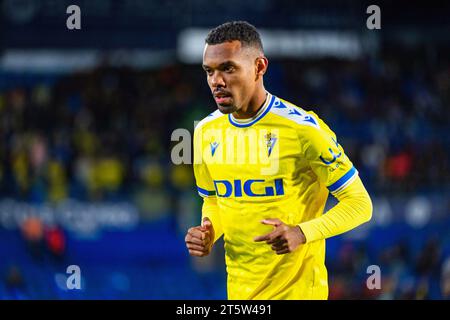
[20,216,44,260]
[416,238,441,277]
[441,257,450,299]
[4,265,27,299]
[44,224,66,261]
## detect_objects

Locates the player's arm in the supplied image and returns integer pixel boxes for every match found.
[297,122,372,243]
[201,196,223,243]
[185,198,223,257]
[185,124,224,257]
[298,175,372,242]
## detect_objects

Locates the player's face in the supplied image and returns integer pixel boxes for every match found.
[202,41,258,114]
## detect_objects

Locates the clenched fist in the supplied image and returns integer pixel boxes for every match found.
[185,217,215,257]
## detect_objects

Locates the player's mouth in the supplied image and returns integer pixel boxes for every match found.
[215,96,232,104]
[214,91,233,105]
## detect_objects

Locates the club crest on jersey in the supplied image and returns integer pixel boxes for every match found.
[264,132,277,157]
[210,141,219,156]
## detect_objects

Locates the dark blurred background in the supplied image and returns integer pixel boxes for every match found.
[0,0,449,299]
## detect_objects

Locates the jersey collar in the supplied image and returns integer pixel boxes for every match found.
[228,93,275,128]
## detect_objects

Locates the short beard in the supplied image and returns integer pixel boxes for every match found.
[217,104,237,114]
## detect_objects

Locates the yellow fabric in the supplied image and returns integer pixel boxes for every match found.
[202,197,223,243]
[299,176,372,243]
[193,92,372,300]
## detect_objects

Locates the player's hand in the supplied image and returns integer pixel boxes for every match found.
[185,217,215,257]
[253,218,306,255]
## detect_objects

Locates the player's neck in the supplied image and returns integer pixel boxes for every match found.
[232,87,268,120]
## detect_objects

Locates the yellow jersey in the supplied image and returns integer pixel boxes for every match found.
[193,92,363,300]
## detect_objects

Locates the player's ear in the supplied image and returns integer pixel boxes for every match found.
[255,56,268,80]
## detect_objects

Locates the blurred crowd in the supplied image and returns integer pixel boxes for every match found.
[278,47,450,195]
[0,47,448,205]
[0,45,449,299]
[327,233,450,299]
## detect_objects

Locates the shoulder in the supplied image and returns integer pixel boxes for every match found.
[269,96,321,130]
[194,109,225,132]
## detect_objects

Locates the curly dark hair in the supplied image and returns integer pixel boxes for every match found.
[205,21,263,52]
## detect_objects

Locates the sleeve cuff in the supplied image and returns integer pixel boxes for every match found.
[298,220,321,244]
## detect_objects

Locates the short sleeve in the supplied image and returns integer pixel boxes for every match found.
[301,123,358,195]
[193,125,216,198]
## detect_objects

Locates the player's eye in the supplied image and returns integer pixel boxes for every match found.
[224,66,235,73]
[204,69,213,76]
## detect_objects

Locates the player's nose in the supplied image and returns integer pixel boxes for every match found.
[210,72,225,88]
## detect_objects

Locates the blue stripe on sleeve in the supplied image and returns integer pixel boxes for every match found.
[327,166,357,193]
[197,186,216,197]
